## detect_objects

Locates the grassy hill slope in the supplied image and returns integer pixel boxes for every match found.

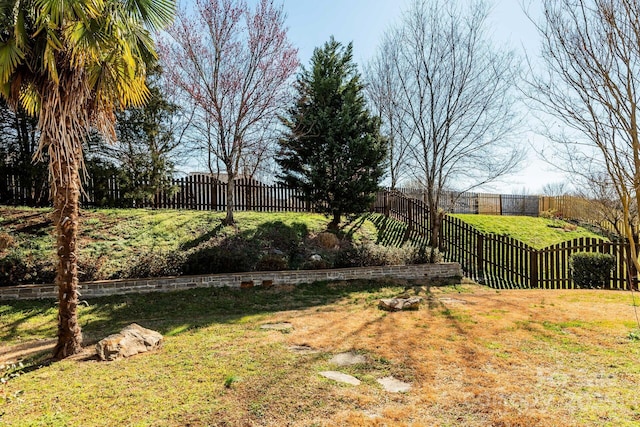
[453,214,606,249]
[0,208,428,286]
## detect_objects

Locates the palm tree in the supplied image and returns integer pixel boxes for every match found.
[0,0,175,359]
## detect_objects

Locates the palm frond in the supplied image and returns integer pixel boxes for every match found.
[42,35,60,83]
[0,39,24,85]
[13,7,29,50]
[34,0,103,27]
[18,81,40,115]
[125,0,175,31]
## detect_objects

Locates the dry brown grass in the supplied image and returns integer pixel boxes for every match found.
[255,285,640,426]
[0,232,14,250]
[1,282,639,426]
[314,231,341,249]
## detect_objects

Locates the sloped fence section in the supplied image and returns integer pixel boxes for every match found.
[393,187,541,216]
[374,190,637,290]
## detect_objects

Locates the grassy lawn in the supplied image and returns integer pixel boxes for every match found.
[453,214,605,249]
[1,281,639,426]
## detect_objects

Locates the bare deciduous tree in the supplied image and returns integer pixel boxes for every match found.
[159,0,298,224]
[578,171,638,241]
[365,34,413,190]
[526,0,640,280]
[542,181,570,197]
[371,0,524,251]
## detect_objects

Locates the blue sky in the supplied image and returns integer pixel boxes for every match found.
[284,0,537,65]
[277,0,567,194]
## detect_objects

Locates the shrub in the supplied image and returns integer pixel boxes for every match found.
[0,232,15,250]
[0,253,27,286]
[0,253,56,286]
[314,232,340,249]
[301,258,331,270]
[540,209,560,219]
[255,254,289,271]
[569,252,615,289]
[253,222,307,253]
[123,250,185,278]
[183,238,259,275]
[333,243,442,268]
[78,256,105,282]
[404,244,442,264]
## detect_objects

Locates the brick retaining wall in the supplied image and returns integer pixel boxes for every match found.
[0,263,462,301]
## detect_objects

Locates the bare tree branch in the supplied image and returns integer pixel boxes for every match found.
[370,0,524,249]
[159,0,298,224]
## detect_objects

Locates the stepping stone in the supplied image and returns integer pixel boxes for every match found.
[319,371,361,386]
[377,376,411,393]
[378,297,423,311]
[329,351,367,366]
[288,344,319,354]
[439,297,467,305]
[260,322,293,331]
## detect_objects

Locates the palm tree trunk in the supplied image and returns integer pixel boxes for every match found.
[52,155,83,359]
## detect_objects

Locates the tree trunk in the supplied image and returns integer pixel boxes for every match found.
[429,207,444,263]
[224,175,235,225]
[52,155,83,360]
[328,211,341,230]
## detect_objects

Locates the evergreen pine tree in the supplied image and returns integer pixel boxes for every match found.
[278,38,386,229]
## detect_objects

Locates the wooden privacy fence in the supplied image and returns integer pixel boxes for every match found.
[374,190,637,290]
[2,171,604,220]
[139,176,311,212]
[394,187,540,216]
[0,174,313,212]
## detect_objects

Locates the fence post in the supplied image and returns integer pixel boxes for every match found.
[384,191,390,217]
[530,250,539,288]
[476,233,484,283]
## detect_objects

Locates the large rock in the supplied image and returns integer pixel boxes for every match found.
[96,323,163,361]
[378,297,423,311]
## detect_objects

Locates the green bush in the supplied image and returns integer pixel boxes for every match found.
[569,252,615,289]
[182,238,259,275]
[123,250,185,278]
[255,254,289,271]
[333,243,441,268]
[0,253,56,286]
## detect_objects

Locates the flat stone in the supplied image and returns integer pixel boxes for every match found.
[378,297,423,311]
[439,297,467,305]
[329,352,367,366]
[377,376,411,393]
[288,344,319,354]
[319,371,361,386]
[260,322,293,331]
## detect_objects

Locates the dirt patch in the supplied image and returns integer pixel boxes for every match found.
[0,339,98,364]
[0,339,56,363]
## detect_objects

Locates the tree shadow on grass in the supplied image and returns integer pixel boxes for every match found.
[367,213,412,246]
[0,279,416,353]
[179,222,225,251]
[179,221,309,275]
